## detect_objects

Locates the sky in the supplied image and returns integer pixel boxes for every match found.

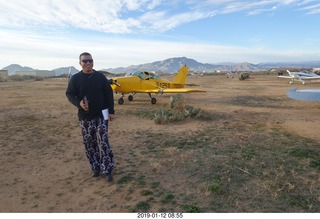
[0,0,320,70]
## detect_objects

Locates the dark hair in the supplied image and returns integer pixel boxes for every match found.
[79,52,92,60]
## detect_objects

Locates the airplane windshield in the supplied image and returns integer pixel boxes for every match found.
[130,71,161,80]
[148,73,161,80]
[130,71,144,79]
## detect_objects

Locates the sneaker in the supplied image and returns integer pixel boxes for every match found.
[92,170,100,177]
[105,173,113,182]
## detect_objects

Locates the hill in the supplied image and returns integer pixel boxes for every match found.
[52,66,79,76]
[103,57,258,74]
[1,64,80,76]
[2,64,35,75]
[2,58,320,75]
[104,57,320,74]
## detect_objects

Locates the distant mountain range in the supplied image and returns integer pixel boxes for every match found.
[2,57,320,75]
[103,57,320,73]
[2,64,79,76]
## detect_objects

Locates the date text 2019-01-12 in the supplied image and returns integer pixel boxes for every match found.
[137,213,183,218]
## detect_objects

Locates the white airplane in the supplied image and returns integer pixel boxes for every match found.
[278,70,320,85]
[287,87,320,101]
[226,71,238,78]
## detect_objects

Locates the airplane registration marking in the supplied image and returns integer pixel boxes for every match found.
[156,82,170,88]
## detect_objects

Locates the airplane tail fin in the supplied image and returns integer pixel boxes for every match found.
[172,65,188,85]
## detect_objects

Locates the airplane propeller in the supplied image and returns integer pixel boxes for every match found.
[108,79,120,87]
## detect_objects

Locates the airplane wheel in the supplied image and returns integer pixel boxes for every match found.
[128,95,134,101]
[118,98,124,105]
[151,97,157,104]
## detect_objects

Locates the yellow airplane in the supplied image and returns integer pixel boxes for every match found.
[109,65,206,104]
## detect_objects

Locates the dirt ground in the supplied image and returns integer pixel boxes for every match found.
[0,73,319,213]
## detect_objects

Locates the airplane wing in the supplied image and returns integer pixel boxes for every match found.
[158,88,206,93]
[174,83,199,86]
[287,87,320,101]
[131,88,206,94]
[278,76,293,79]
[299,76,320,80]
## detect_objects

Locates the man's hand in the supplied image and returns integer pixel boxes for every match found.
[80,100,89,111]
[109,114,115,121]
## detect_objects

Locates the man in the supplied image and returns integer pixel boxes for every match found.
[66,52,115,181]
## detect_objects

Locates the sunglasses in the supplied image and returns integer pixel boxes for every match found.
[81,59,93,63]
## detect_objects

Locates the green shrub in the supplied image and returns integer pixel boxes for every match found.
[154,94,222,124]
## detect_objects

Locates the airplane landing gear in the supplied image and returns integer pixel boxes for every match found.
[118,97,124,105]
[151,97,157,104]
[118,94,135,105]
[148,93,157,104]
[117,93,157,105]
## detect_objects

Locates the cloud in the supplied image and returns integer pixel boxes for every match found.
[0,0,319,34]
[1,27,319,70]
[298,3,320,14]
[1,0,319,70]
[0,0,143,33]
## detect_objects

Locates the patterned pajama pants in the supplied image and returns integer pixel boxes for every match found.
[80,118,114,175]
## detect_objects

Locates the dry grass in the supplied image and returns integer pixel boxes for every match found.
[0,75,319,212]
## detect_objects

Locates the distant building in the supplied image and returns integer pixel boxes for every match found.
[15,70,55,78]
[313,68,320,75]
[0,70,9,81]
[313,68,320,72]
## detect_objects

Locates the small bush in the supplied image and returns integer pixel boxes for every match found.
[134,201,150,212]
[239,72,250,80]
[140,190,153,196]
[154,94,223,124]
[117,175,132,184]
[181,204,201,213]
[207,182,222,194]
[169,94,185,112]
[161,193,175,204]
[310,158,320,170]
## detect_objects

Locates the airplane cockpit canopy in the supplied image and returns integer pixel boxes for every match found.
[129,71,161,80]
